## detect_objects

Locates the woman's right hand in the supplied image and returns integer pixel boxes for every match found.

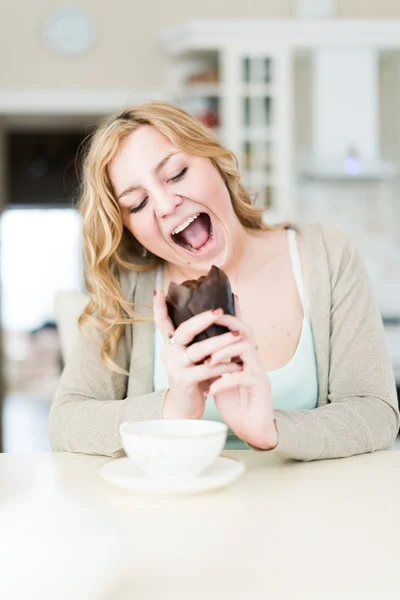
[153,289,243,419]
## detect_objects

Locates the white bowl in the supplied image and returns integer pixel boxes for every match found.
[119,420,228,482]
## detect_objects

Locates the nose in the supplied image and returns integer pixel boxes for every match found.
[153,190,183,219]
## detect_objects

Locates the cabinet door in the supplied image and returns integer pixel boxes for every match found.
[222,48,293,223]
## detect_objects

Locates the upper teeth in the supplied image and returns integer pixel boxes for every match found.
[172,213,200,236]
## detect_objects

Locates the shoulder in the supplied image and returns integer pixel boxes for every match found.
[290,221,360,274]
[286,222,369,298]
[117,266,139,299]
[291,221,352,249]
[117,263,157,299]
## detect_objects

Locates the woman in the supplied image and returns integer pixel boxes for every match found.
[49,101,399,460]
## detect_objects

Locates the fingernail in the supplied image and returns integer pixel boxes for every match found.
[232,330,240,336]
[212,308,223,315]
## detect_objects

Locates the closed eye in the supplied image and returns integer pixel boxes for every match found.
[129,197,148,214]
[169,167,188,182]
[128,167,188,214]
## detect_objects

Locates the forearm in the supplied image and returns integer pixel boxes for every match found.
[270,395,399,462]
[49,389,167,457]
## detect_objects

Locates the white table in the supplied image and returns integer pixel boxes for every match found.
[1,449,399,599]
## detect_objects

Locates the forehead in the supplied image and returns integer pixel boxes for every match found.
[109,125,178,184]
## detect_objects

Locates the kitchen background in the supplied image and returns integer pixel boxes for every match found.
[1,0,400,451]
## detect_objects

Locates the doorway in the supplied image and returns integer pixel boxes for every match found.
[0,116,97,451]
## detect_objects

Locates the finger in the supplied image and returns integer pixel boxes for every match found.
[180,361,242,386]
[203,375,220,391]
[174,308,224,346]
[153,289,175,337]
[187,330,242,364]
[209,341,255,366]
[209,371,258,395]
[213,313,255,342]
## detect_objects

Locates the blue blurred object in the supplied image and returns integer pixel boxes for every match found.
[344,147,362,176]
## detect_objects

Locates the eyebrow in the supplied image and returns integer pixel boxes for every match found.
[116,151,179,201]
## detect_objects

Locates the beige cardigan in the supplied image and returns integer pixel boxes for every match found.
[49,223,400,461]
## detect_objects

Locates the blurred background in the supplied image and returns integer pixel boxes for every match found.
[1,0,400,452]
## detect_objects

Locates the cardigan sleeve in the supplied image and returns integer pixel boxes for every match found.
[49,328,167,457]
[270,227,400,461]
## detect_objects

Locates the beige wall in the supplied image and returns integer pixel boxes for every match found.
[338,1,400,18]
[294,56,312,150]
[3,2,400,94]
[0,0,292,91]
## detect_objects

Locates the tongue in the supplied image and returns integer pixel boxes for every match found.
[178,216,210,250]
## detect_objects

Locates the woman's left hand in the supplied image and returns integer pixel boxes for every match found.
[208,296,278,450]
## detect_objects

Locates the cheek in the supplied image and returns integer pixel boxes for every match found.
[125,214,159,249]
[208,178,232,217]
[190,165,231,212]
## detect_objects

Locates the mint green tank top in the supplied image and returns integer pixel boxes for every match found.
[153,229,318,449]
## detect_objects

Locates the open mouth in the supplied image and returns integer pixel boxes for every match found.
[171,213,213,253]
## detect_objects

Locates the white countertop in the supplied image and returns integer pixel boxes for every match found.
[1,449,399,599]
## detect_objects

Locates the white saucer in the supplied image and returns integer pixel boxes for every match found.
[99,456,245,495]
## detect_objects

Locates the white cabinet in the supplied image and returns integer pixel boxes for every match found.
[159,27,294,224]
[224,49,293,224]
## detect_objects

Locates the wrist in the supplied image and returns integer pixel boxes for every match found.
[162,389,178,419]
[162,388,203,420]
[249,419,278,451]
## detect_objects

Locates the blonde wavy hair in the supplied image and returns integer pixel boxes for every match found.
[78,100,276,372]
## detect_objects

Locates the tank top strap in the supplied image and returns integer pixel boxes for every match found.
[155,264,163,290]
[287,229,310,319]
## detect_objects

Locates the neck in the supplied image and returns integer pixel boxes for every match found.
[221,226,263,287]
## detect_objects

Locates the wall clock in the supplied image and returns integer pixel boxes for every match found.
[43,7,96,58]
